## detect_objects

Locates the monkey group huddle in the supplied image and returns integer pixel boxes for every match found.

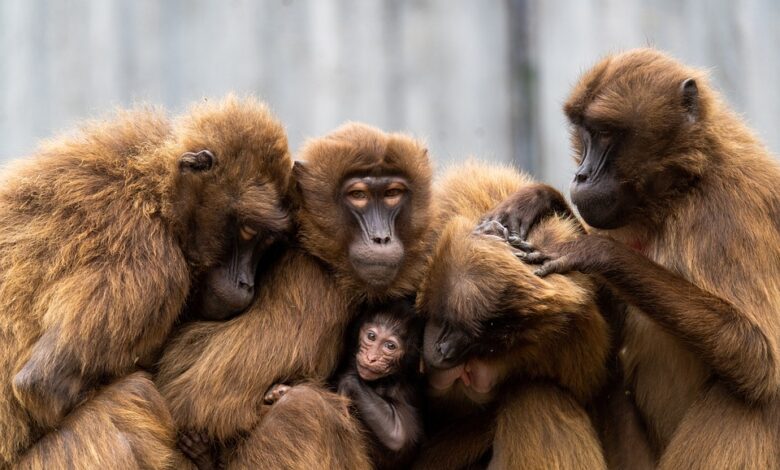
[1,48,779,469]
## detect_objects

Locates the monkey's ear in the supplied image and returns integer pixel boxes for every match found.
[681,78,699,122]
[288,161,306,208]
[179,150,215,173]
[292,160,306,178]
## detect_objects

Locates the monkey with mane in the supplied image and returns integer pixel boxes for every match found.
[500,48,780,468]
[0,95,293,468]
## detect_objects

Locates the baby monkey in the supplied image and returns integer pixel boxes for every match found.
[179,303,422,470]
[336,301,424,469]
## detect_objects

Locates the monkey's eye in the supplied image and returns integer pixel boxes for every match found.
[384,185,406,208]
[385,341,397,351]
[595,129,612,140]
[347,190,370,209]
[367,331,376,341]
[239,225,258,241]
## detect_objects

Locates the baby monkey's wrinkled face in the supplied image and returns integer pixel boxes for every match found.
[356,322,404,381]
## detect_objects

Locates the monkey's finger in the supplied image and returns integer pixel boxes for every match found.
[506,217,522,241]
[472,220,493,235]
[521,251,552,264]
[518,221,531,241]
[534,256,569,277]
[473,219,490,233]
[508,238,534,252]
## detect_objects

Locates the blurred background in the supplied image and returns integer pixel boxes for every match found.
[1,0,778,192]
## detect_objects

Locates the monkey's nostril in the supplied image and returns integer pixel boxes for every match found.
[437,341,454,360]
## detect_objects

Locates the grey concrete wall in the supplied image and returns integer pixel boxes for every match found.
[1,0,777,192]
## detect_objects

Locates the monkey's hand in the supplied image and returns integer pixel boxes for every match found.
[520,234,615,277]
[337,373,360,399]
[263,383,291,405]
[178,430,221,470]
[475,183,576,242]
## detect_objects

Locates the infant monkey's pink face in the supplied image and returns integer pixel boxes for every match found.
[356,323,403,381]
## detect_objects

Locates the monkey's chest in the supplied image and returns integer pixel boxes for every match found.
[621,307,709,451]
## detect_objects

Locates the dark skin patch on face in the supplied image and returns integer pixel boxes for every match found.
[343,176,410,287]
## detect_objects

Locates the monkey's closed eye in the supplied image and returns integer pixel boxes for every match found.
[239,225,257,241]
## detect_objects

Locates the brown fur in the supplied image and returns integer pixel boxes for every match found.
[294,122,433,302]
[564,48,780,468]
[155,123,432,467]
[0,95,292,467]
[415,162,609,468]
[15,372,178,469]
[225,383,371,469]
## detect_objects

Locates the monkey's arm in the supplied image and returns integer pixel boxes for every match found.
[533,234,779,403]
[157,250,349,440]
[341,374,420,453]
[14,237,189,427]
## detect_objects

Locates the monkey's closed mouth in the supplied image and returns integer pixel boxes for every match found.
[360,261,399,268]
[357,364,386,375]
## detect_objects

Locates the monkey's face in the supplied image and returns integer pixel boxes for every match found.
[422,319,475,370]
[170,98,293,320]
[565,49,704,230]
[356,322,404,381]
[568,125,640,229]
[342,175,409,287]
[292,123,432,298]
[176,148,291,320]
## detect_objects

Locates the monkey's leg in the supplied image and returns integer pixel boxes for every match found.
[598,385,656,470]
[224,383,370,470]
[16,371,180,470]
[490,383,606,470]
[658,383,777,470]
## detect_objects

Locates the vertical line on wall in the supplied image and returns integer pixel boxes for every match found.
[507,0,539,177]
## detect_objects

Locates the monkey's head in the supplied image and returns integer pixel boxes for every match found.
[293,123,432,300]
[418,216,587,370]
[418,217,527,369]
[564,48,712,230]
[163,96,293,320]
[353,302,422,381]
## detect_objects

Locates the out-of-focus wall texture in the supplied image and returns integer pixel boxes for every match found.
[1,0,778,192]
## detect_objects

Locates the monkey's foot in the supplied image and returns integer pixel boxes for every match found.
[263,383,291,405]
